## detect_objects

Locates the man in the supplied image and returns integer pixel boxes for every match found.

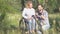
[36,4,50,31]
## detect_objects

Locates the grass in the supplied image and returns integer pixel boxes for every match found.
[0,13,60,34]
[48,13,60,34]
[0,0,60,34]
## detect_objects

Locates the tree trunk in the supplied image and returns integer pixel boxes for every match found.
[21,0,25,11]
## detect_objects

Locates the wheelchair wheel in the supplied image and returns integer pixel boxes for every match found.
[36,21,43,34]
[19,18,26,34]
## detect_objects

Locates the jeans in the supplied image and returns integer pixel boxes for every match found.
[28,18,36,31]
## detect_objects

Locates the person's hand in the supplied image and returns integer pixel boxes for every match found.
[28,17,32,20]
[35,13,38,15]
[27,15,32,20]
[41,22,46,26]
[40,15,45,20]
[36,18,38,20]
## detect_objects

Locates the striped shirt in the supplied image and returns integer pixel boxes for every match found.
[36,9,50,30]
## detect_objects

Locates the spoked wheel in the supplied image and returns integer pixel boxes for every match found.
[36,21,42,34]
[19,18,27,34]
[36,21,43,34]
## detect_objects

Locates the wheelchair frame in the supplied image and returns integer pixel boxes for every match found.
[19,17,43,34]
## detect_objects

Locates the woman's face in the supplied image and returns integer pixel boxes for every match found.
[29,3,33,8]
[38,5,43,11]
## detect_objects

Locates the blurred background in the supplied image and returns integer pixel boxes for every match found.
[0,0,60,34]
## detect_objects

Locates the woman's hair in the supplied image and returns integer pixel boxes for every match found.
[25,1,32,8]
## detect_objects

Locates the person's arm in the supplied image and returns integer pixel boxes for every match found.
[40,15,45,20]
[22,8,28,19]
[43,11,48,19]
[31,9,35,18]
[42,11,49,25]
[40,11,48,20]
[32,9,35,16]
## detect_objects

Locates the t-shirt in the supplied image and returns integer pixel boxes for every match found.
[22,8,35,19]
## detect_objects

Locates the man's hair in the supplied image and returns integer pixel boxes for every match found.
[37,4,44,7]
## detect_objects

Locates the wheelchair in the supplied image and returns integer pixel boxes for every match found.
[19,17,28,34]
[19,17,43,34]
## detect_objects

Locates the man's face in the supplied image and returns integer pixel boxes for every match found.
[38,5,43,11]
[29,3,33,8]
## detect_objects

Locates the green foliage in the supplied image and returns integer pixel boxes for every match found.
[38,0,44,4]
[0,0,21,30]
[0,0,21,13]
[38,0,60,13]
[49,13,60,34]
[0,0,60,34]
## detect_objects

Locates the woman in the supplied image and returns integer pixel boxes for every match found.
[36,4,50,31]
[22,1,36,33]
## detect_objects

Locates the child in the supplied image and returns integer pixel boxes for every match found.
[22,1,36,33]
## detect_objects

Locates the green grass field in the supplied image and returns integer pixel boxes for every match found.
[0,0,60,34]
[0,13,60,34]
